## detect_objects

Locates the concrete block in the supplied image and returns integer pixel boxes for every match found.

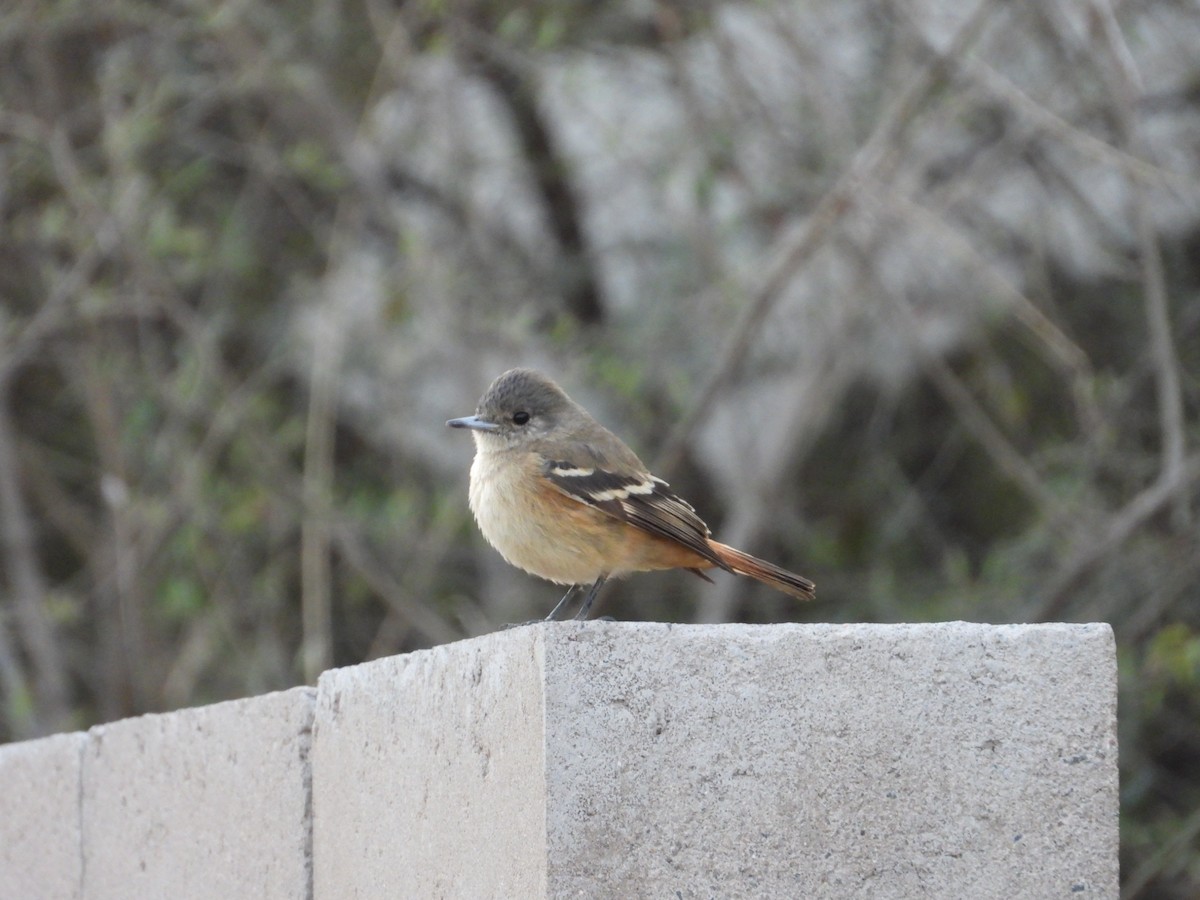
[80,687,315,900]
[0,731,86,899]
[544,622,1117,898]
[314,621,1116,899]
[313,628,547,898]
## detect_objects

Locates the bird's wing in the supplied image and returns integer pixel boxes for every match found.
[542,459,731,572]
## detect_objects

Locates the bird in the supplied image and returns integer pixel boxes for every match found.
[447,368,815,620]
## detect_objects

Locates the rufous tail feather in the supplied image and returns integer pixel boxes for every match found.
[708,541,816,601]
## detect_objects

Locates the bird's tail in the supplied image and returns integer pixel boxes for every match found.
[708,541,816,601]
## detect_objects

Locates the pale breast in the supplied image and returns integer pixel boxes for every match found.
[468,449,616,585]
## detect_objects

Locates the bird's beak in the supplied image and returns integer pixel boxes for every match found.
[446,415,501,432]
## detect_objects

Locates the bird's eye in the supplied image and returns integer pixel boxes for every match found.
[512,411,530,425]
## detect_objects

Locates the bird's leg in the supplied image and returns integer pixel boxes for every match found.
[544,584,580,621]
[572,575,608,620]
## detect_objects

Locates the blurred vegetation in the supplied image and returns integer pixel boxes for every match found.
[1,0,1198,895]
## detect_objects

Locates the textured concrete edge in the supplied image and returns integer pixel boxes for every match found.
[312,625,550,898]
[2,686,321,900]
[0,730,88,899]
[0,621,1119,898]
[535,620,1121,897]
[1089,621,1121,877]
[78,686,316,900]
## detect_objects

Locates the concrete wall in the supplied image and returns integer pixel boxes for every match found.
[0,622,1118,898]
[0,731,86,899]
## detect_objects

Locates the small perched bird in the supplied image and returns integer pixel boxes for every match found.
[447,368,816,620]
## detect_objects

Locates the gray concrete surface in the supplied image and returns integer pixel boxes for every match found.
[542,622,1117,898]
[2,622,1117,899]
[312,621,1117,899]
[0,731,86,899]
[80,686,315,900]
[313,627,548,898]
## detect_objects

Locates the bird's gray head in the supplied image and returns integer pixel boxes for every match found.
[446,368,577,449]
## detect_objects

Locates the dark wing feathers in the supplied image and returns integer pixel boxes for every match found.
[543,459,731,572]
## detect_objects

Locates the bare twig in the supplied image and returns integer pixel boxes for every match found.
[455,23,605,327]
[160,614,220,710]
[69,347,151,718]
[655,0,999,474]
[300,299,341,683]
[0,605,33,740]
[923,349,1064,514]
[0,114,111,382]
[1087,0,1189,526]
[332,524,463,650]
[849,223,1068,523]
[1121,548,1200,644]
[1120,758,1200,899]
[881,188,1104,440]
[1029,453,1200,622]
[0,379,71,736]
[967,60,1186,190]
